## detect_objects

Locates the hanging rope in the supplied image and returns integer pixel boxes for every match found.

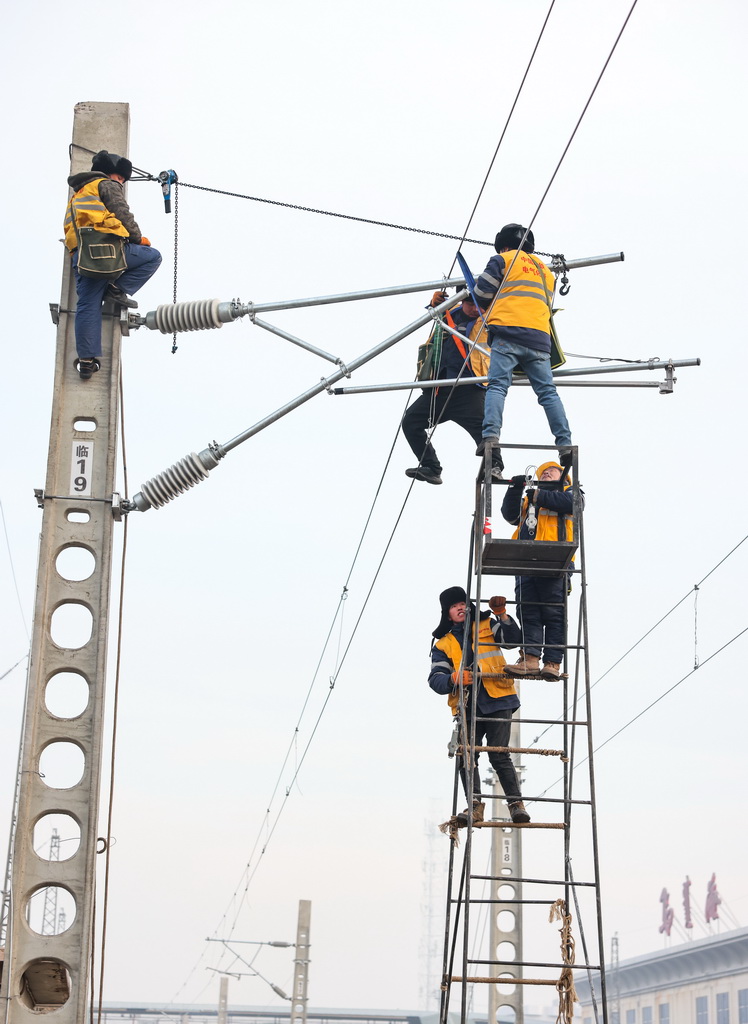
[549,898,578,1024]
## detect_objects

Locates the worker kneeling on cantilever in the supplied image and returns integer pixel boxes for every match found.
[429,586,531,829]
[474,224,572,477]
[401,291,489,485]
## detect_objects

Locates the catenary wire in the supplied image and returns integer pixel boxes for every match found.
[0,655,28,684]
[171,403,412,1003]
[168,1,644,996]
[528,533,748,747]
[533,624,748,802]
[0,499,30,639]
[448,0,558,278]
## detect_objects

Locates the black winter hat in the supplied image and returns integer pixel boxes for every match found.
[91,150,133,181]
[494,223,535,254]
[433,586,467,639]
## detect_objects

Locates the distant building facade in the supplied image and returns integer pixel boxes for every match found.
[577,927,748,1024]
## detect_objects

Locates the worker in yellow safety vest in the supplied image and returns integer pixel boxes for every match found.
[64,150,161,379]
[401,291,490,485]
[473,224,572,478]
[429,586,531,826]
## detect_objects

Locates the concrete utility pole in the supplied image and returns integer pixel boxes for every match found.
[217,975,229,1024]
[487,713,524,1024]
[290,900,311,1024]
[0,101,128,1021]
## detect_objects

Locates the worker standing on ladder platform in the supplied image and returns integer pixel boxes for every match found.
[474,223,572,476]
[401,291,490,485]
[63,150,162,379]
[429,586,531,827]
[502,462,580,680]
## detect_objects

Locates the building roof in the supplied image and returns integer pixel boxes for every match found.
[577,926,748,1004]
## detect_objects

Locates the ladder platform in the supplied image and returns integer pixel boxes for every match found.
[474,821,567,829]
[481,538,578,576]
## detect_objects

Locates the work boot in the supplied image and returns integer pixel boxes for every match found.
[405,466,442,485]
[476,436,500,456]
[77,358,100,381]
[106,283,138,308]
[509,801,531,824]
[541,662,561,680]
[456,801,485,828]
[558,447,573,469]
[504,655,540,677]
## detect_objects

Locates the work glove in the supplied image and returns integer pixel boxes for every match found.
[526,488,536,503]
[509,474,526,489]
[140,236,151,246]
[488,596,507,616]
[431,290,448,307]
[451,670,473,687]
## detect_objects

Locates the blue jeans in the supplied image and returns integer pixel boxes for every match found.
[483,330,571,445]
[72,242,162,359]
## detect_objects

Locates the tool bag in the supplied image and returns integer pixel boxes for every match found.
[74,226,127,279]
[416,320,443,382]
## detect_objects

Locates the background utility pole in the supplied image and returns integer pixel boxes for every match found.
[0,101,128,1022]
[487,713,524,1024]
[290,900,311,1024]
[217,975,229,1024]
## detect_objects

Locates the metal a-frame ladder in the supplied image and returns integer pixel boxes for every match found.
[438,442,607,1024]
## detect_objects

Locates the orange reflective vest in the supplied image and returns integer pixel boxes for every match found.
[484,249,554,333]
[63,178,129,252]
[435,617,516,716]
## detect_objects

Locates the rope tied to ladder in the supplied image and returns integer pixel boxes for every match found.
[549,898,578,1024]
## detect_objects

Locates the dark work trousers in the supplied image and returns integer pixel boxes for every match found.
[459,706,523,805]
[515,574,566,665]
[401,385,485,473]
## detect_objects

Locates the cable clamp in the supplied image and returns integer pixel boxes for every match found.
[659,361,676,395]
[334,358,352,379]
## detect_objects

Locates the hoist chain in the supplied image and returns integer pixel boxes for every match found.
[178,181,497,247]
[171,183,179,354]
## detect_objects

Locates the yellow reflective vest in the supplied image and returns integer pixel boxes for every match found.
[511,462,574,543]
[435,616,516,716]
[485,249,554,333]
[64,177,130,252]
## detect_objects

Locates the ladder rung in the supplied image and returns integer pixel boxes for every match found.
[471,874,597,886]
[456,899,561,905]
[481,795,591,805]
[468,959,601,970]
[450,976,558,985]
[481,672,569,681]
[461,745,565,757]
[475,716,589,726]
[474,821,566,829]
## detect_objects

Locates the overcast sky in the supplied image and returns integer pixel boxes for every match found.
[1,0,747,1017]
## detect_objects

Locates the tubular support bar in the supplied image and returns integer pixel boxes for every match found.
[331,358,701,394]
[127,293,464,512]
[136,252,625,333]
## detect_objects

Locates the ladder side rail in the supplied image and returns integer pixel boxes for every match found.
[438,759,463,1024]
[578,511,609,1024]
